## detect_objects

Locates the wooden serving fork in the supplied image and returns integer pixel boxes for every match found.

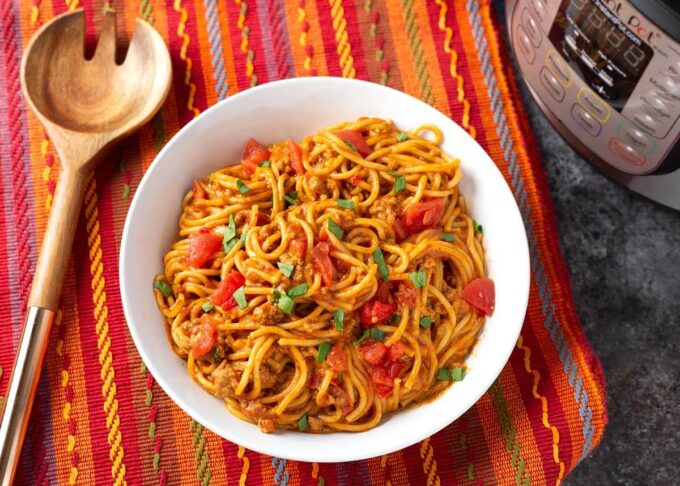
[0,9,171,483]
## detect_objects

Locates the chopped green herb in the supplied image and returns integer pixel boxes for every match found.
[233,286,247,310]
[387,171,400,177]
[473,220,483,234]
[153,279,171,298]
[327,219,344,240]
[287,283,308,299]
[210,346,224,363]
[259,160,272,168]
[419,316,432,328]
[355,329,370,346]
[278,294,295,315]
[436,368,452,381]
[391,314,401,324]
[436,367,464,381]
[333,309,345,331]
[284,191,298,206]
[337,199,355,210]
[223,237,237,254]
[393,175,406,194]
[317,341,332,363]
[239,227,249,244]
[396,132,409,142]
[318,478,325,486]
[201,301,214,312]
[409,267,426,289]
[344,140,357,152]
[370,328,386,341]
[236,179,250,194]
[297,412,309,431]
[373,247,389,281]
[440,233,456,242]
[278,262,295,278]
[272,290,282,303]
[223,214,236,244]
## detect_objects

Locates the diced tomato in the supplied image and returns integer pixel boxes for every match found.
[318,229,330,242]
[241,158,260,175]
[192,314,217,357]
[241,138,270,175]
[393,218,408,242]
[289,225,307,258]
[210,271,246,309]
[193,180,206,200]
[376,280,392,304]
[388,342,405,362]
[288,139,305,175]
[327,344,348,372]
[335,130,371,157]
[395,281,417,307]
[461,277,495,316]
[359,342,388,365]
[362,342,407,398]
[369,365,393,386]
[256,212,270,225]
[243,138,270,161]
[312,242,335,287]
[388,360,406,380]
[349,172,363,185]
[376,384,394,398]
[188,229,222,268]
[359,300,398,327]
[402,198,447,234]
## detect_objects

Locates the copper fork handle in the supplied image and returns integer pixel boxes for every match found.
[0,307,55,486]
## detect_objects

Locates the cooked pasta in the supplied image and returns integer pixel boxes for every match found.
[153,117,495,433]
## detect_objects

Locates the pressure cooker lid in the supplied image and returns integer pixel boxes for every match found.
[630,0,680,42]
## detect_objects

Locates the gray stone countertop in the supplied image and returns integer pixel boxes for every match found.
[494,2,680,484]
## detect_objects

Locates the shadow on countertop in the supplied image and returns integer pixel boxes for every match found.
[493,1,680,484]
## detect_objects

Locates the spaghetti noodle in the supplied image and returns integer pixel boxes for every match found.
[153,118,495,433]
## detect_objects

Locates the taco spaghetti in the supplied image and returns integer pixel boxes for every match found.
[153,118,495,433]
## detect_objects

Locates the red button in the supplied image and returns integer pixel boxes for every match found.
[608,138,647,167]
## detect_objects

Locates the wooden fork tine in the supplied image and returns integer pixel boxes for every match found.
[92,10,117,63]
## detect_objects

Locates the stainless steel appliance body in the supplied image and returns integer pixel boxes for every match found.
[507,0,680,209]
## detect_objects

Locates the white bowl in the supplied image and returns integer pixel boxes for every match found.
[120,77,530,463]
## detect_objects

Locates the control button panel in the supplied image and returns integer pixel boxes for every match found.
[540,67,564,102]
[624,73,680,139]
[516,25,535,64]
[617,121,656,155]
[577,87,610,123]
[546,49,571,87]
[521,8,541,48]
[608,138,647,167]
[630,112,665,138]
[641,94,672,119]
[510,0,680,175]
[667,61,680,80]
[649,75,679,103]
[571,104,601,137]
[530,0,548,25]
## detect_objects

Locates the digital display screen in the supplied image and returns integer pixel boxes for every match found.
[548,0,654,111]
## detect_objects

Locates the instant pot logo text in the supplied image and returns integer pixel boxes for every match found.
[598,0,658,45]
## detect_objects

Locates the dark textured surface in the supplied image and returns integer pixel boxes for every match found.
[494,2,680,484]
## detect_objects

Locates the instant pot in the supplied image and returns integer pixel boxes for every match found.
[507,0,680,210]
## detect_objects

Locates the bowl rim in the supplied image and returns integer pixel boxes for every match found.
[120,77,530,462]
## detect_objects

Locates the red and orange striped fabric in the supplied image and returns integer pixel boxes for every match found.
[0,0,607,484]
